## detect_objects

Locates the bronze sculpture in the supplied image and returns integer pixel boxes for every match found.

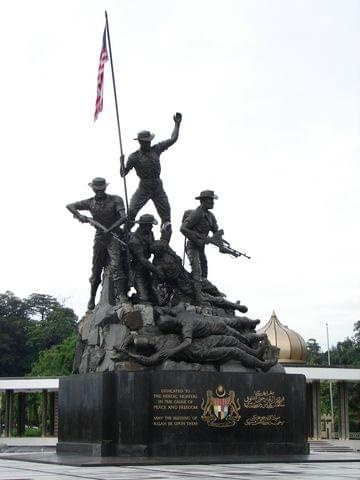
[66,177,128,310]
[128,214,161,304]
[120,333,277,371]
[67,116,278,374]
[180,190,221,303]
[121,113,182,230]
[150,240,248,312]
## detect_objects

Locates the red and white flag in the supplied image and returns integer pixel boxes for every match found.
[94,27,109,121]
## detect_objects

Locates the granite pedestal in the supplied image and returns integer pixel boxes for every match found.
[57,371,308,458]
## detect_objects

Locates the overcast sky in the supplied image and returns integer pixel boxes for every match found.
[0,0,359,350]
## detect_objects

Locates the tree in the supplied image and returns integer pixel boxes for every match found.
[325,322,360,432]
[306,338,324,365]
[0,291,78,376]
[24,293,61,321]
[26,306,77,354]
[353,320,360,346]
[0,291,34,376]
[29,333,77,376]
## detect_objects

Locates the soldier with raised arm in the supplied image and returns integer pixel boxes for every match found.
[66,177,128,310]
[121,113,182,230]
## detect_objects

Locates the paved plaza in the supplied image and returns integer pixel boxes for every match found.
[0,458,359,480]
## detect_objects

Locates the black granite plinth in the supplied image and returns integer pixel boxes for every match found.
[57,371,308,457]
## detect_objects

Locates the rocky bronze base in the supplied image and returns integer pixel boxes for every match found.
[57,371,308,458]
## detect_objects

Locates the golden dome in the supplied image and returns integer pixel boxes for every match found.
[258,311,307,364]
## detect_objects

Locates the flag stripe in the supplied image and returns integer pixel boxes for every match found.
[94,27,109,121]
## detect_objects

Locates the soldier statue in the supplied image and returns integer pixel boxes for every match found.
[119,333,276,371]
[180,190,221,303]
[150,240,248,312]
[121,113,182,229]
[66,177,128,310]
[128,214,164,304]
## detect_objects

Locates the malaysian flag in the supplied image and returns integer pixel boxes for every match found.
[94,27,109,121]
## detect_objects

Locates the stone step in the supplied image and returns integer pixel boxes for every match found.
[309,440,356,453]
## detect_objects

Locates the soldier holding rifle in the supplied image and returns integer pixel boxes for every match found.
[180,190,220,303]
[181,190,249,304]
[66,177,128,310]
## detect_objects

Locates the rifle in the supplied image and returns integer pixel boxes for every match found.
[87,218,127,249]
[208,230,250,260]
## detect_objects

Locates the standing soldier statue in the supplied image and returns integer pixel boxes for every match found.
[66,177,128,310]
[121,113,182,230]
[180,190,220,303]
[128,213,169,304]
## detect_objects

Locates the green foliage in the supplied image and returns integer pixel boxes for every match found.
[327,322,360,367]
[26,306,77,354]
[306,338,324,366]
[29,332,77,376]
[0,291,34,376]
[308,321,360,433]
[25,426,42,437]
[25,293,61,321]
[0,290,77,377]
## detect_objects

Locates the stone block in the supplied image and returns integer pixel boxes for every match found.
[97,350,115,372]
[159,360,217,371]
[116,303,134,322]
[80,313,93,342]
[103,324,129,350]
[124,311,143,330]
[88,346,105,372]
[219,361,257,373]
[78,348,90,375]
[93,303,118,327]
[88,325,99,346]
[114,360,148,371]
[133,304,154,326]
[58,371,309,457]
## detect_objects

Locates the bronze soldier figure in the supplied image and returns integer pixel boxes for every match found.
[156,310,266,351]
[119,333,276,371]
[128,214,164,304]
[180,190,220,303]
[150,240,248,312]
[121,113,182,229]
[66,177,127,310]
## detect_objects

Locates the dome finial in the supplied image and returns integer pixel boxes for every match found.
[258,311,307,364]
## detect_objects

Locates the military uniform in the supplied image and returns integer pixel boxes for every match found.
[125,139,175,224]
[182,205,219,281]
[67,193,126,302]
[151,243,248,311]
[128,228,156,303]
[123,116,182,225]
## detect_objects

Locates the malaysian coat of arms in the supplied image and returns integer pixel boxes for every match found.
[201,385,241,428]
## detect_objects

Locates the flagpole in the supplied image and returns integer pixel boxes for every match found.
[104,10,130,213]
[326,322,335,432]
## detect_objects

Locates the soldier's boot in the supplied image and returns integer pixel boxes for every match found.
[193,280,209,306]
[87,284,99,311]
[114,279,129,305]
[160,221,172,242]
[234,301,248,313]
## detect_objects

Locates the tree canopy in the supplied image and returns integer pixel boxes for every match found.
[29,332,77,376]
[0,291,77,377]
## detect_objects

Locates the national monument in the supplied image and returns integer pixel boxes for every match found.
[57,111,308,459]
